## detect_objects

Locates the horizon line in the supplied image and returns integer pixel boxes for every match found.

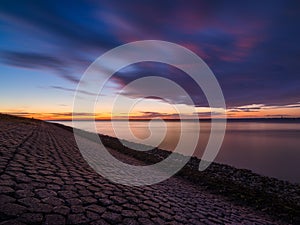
[48,117,300,122]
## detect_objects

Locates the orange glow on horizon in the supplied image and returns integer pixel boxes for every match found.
[2,105,300,121]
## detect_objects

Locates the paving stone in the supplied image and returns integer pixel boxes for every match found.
[144,200,159,208]
[102,211,122,223]
[136,210,149,218]
[85,204,106,214]
[78,189,92,196]
[0,203,27,216]
[0,220,26,225]
[86,210,102,220]
[151,217,165,225]
[0,180,16,186]
[44,214,66,225]
[35,189,57,198]
[16,176,32,183]
[18,197,41,207]
[123,218,139,225]
[19,212,43,224]
[0,194,15,204]
[122,209,137,218]
[67,213,89,224]
[42,196,65,206]
[65,198,82,205]
[47,184,61,190]
[90,220,110,225]
[28,203,53,213]
[189,218,206,225]
[159,211,173,221]
[94,192,107,199]
[71,205,85,213]
[123,203,140,211]
[110,196,127,205]
[53,205,70,216]
[174,215,188,223]
[107,204,123,213]
[81,196,97,204]
[98,198,113,206]
[138,218,156,225]
[15,190,34,198]
[0,186,14,194]
[58,191,79,199]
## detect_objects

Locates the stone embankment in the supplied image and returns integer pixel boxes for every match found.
[0,115,298,224]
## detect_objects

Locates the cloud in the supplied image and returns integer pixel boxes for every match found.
[3,111,97,120]
[0,50,80,83]
[228,103,300,113]
[0,0,299,109]
[227,104,263,112]
[50,86,99,96]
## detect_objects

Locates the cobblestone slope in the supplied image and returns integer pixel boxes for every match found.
[0,116,286,224]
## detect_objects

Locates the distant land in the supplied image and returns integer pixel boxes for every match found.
[48,117,300,123]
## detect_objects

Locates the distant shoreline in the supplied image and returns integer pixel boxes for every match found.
[48,117,300,123]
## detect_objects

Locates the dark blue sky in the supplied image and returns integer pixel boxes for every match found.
[0,0,299,119]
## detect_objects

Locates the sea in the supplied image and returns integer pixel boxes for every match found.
[51,119,300,183]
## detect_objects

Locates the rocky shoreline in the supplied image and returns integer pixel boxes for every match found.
[53,122,300,224]
[0,114,299,224]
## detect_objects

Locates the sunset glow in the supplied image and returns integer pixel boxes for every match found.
[1,1,299,120]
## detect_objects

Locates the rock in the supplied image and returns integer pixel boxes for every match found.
[44,214,65,225]
[102,211,122,223]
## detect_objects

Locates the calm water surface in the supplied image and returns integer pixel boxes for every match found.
[54,120,300,183]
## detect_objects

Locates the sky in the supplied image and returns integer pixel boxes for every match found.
[0,0,300,120]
